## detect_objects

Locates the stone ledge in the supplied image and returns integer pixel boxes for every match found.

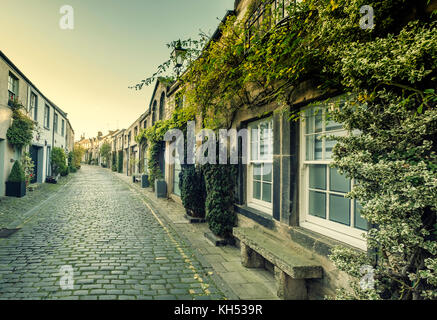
[234,205,275,230]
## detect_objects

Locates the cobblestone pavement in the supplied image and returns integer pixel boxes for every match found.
[0,166,227,300]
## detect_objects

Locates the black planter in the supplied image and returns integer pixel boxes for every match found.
[5,181,26,198]
[155,179,167,198]
[141,175,149,188]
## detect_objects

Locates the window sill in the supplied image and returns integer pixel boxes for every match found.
[234,204,274,230]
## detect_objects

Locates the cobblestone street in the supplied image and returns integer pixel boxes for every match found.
[0,166,227,300]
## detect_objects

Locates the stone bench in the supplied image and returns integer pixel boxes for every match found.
[233,227,323,300]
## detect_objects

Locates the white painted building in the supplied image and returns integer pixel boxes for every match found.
[0,50,71,193]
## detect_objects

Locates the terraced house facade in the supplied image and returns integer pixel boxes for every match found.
[0,51,74,195]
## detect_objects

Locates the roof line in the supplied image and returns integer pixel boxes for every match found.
[0,49,68,118]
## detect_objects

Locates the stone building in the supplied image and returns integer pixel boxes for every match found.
[139,0,369,299]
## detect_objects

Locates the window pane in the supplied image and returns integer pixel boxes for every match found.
[251,128,259,161]
[309,191,326,218]
[253,164,262,180]
[253,181,261,200]
[260,121,273,160]
[306,134,323,160]
[325,138,337,160]
[315,110,323,133]
[262,182,272,203]
[354,201,368,230]
[309,164,326,190]
[263,163,272,182]
[329,194,350,226]
[330,167,350,193]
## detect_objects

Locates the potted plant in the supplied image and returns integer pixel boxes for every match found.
[6,161,26,197]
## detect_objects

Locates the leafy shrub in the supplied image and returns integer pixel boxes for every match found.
[329,90,437,300]
[179,164,206,218]
[8,161,25,183]
[117,151,123,173]
[202,163,237,238]
[51,147,67,176]
[60,164,69,176]
[111,152,117,172]
[148,142,163,191]
[6,100,35,149]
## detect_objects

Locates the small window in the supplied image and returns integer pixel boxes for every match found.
[159,92,165,120]
[61,119,65,136]
[8,73,19,104]
[152,100,157,125]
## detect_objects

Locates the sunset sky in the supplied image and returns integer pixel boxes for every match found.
[0,0,234,139]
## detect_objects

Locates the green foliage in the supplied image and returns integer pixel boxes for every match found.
[203,163,237,238]
[328,89,437,300]
[73,146,85,169]
[117,151,123,173]
[8,161,25,183]
[137,106,196,189]
[51,147,67,176]
[111,152,117,172]
[6,100,35,149]
[179,165,206,218]
[100,142,111,166]
[147,142,162,190]
[21,152,35,185]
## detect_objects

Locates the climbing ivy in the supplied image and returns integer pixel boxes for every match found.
[6,100,35,150]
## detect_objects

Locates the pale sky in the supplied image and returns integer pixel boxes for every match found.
[0,0,234,140]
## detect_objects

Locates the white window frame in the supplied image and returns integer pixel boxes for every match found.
[299,101,367,251]
[247,117,273,214]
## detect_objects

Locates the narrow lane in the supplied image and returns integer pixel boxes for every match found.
[0,166,225,300]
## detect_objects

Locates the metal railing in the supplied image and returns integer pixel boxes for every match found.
[245,0,297,49]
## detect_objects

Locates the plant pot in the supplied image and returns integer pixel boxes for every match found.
[155,179,167,198]
[141,175,149,188]
[5,181,26,198]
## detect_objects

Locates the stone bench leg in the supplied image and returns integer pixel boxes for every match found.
[275,266,308,300]
[241,243,264,268]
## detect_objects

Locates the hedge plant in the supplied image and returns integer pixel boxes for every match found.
[51,147,67,176]
[179,164,206,218]
[117,151,123,173]
[8,161,26,183]
[203,163,237,238]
